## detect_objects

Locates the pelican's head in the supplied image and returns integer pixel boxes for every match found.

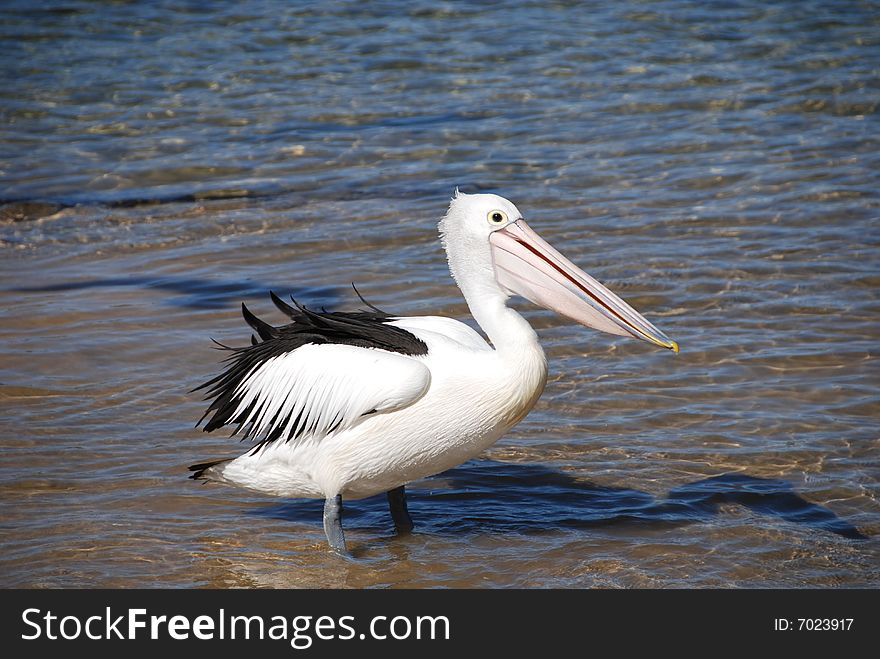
[439,190,679,353]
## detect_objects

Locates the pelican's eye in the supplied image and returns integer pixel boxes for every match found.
[487,210,508,225]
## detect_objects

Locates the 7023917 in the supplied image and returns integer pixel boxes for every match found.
[774,618,854,631]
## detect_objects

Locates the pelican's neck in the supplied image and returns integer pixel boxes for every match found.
[457,276,548,428]
[439,212,542,357]
[456,273,541,357]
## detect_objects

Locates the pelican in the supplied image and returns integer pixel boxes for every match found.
[190,191,678,555]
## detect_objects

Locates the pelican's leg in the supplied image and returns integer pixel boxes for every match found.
[323,494,348,555]
[387,485,414,534]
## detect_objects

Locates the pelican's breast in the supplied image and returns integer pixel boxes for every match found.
[323,317,548,497]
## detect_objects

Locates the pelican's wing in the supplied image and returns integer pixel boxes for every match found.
[195,299,431,451]
[389,316,490,351]
[197,343,430,449]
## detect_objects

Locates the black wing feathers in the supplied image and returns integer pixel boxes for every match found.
[269,290,299,318]
[194,291,427,447]
[242,302,278,341]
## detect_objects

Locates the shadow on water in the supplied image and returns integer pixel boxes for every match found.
[253,460,868,541]
[12,277,352,310]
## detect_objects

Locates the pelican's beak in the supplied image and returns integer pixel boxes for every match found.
[490,219,679,353]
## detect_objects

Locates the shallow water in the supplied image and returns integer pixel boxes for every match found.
[1,0,878,588]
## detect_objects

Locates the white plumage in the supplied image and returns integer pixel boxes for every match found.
[192,191,678,554]
[229,344,431,445]
[206,315,546,500]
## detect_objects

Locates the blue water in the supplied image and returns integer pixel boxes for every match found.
[1,0,878,587]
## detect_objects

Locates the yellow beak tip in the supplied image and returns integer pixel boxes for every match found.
[669,341,680,354]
